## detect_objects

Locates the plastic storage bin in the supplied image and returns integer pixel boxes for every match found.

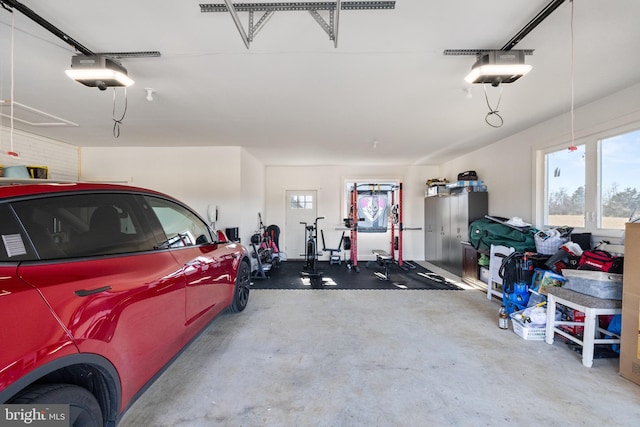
[562,269,623,300]
[510,310,546,341]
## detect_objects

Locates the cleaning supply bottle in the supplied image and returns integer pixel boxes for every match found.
[498,305,509,329]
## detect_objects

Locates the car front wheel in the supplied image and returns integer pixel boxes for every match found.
[229,260,250,312]
[11,384,103,427]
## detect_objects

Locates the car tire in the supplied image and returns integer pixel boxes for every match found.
[229,260,250,313]
[11,383,103,427]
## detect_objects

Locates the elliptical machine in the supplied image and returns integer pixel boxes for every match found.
[300,216,324,287]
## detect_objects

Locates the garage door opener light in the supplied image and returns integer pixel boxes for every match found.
[464,50,532,87]
[65,55,134,90]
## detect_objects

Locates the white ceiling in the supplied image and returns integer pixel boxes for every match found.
[1,0,639,166]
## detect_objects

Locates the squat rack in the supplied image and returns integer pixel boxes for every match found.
[345,182,404,271]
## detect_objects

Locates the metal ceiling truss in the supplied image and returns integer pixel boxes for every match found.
[443,0,566,58]
[200,1,396,48]
[443,49,534,57]
[97,51,162,59]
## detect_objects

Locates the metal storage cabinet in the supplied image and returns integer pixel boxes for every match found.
[424,196,441,262]
[424,192,488,276]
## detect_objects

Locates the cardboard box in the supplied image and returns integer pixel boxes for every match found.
[624,223,640,294]
[450,185,488,194]
[559,308,585,337]
[445,180,484,189]
[620,291,640,386]
[620,223,640,385]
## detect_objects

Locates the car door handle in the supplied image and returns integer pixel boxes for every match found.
[74,286,112,297]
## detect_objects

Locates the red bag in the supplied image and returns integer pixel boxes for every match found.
[578,250,624,274]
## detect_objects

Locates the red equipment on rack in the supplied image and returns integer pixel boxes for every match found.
[344,182,404,272]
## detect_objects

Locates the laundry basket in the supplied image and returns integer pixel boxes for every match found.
[510,309,546,341]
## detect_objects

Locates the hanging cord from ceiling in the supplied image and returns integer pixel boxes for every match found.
[112,88,128,138]
[568,0,577,151]
[483,84,504,128]
[5,5,19,157]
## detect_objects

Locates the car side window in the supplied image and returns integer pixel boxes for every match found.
[11,193,157,259]
[0,204,37,261]
[143,196,213,248]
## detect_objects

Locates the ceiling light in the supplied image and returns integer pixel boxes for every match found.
[464,50,532,86]
[145,88,156,101]
[65,55,134,90]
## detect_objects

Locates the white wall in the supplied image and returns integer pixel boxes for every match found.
[240,149,266,243]
[440,82,640,226]
[0,127,79,180]
[80,146,263,244]
[9,82,640,263]
[265,164,439,262]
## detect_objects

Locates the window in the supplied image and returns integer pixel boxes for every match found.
[600,131,640,228]
[0,204,35,261]
[545,144,586,228]
[344,180,399,232]
[11,193,157,259]
[145,196,213,247]
[542,127,640,233]
[289,194,313,210]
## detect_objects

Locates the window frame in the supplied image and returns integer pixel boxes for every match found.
[288,194,314,210]
[143,195,214,248]
[535,122,640,239]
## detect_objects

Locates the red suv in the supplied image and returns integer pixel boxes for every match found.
[0,181,251,426]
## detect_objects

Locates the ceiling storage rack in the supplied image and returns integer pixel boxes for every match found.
[200,1,396,48]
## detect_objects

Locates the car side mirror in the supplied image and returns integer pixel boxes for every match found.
[216,229,228,244]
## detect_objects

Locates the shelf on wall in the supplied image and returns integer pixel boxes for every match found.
[0,165,49,179]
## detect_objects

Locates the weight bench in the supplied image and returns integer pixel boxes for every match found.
[321,230,344,265]
[371,249,393,280]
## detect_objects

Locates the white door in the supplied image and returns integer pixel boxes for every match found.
[285,190,318,260]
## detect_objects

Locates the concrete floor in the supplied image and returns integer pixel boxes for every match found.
[119,267,640,427]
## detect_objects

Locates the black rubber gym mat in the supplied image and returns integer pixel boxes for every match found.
[250,260,463,290]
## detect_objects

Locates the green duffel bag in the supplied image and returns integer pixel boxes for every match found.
[468,218,536,253]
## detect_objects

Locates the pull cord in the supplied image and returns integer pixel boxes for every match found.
[112,87,128,138]
[483,84,504,128]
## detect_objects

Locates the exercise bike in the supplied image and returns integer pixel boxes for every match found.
[300,216,324,287]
